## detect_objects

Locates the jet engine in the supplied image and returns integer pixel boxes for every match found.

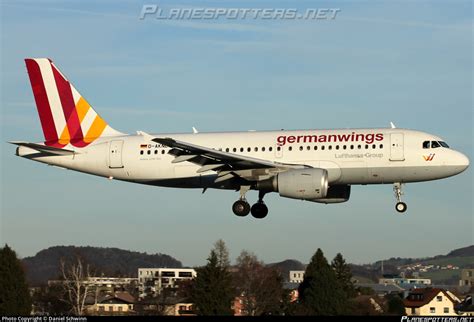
[257,168,329,200]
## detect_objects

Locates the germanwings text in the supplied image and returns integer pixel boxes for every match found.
[276,132,384,146]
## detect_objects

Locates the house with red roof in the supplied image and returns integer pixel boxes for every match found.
[404,288,460,316]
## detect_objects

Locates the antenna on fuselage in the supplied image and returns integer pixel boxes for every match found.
[192,127,199,134]
[390,122,396,129]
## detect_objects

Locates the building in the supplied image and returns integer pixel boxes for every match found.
[459,269,474,287]
[356,283,404,297]
[379,276,431,287]
[289,270,305,283]
[138,268,196,298]
[403,288,460,316]
[48,277,138,291]
[86,291,135,315]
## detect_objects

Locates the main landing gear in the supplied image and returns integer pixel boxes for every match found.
[393,182,407,213]
[232,187,268,219]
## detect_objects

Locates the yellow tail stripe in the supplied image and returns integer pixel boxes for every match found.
[84,116,107,143]
[76,97,91,122]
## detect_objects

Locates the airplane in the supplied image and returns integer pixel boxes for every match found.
[11,58,470,219]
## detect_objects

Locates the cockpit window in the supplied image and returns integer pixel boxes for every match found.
[422,141,430,149]
[431,141,441,148]
[439,141,449,148]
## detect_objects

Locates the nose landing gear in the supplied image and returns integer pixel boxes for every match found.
[394,183,407,213]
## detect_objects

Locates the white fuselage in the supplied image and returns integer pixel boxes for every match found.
[16,128,469,191]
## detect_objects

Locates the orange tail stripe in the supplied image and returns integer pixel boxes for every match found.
[76,97,91,122]
[84,116,107,143]
[58,126,70,145]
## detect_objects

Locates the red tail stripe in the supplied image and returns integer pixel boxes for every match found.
[25,59,60,146]
[51,63,85,143]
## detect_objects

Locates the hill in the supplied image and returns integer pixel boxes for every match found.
[373,245,474,269]
[22,246,182,286]
[268,259,306,281]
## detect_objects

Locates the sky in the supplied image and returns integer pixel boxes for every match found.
[0,0,472,267]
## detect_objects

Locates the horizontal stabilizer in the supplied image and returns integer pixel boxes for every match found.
[9,141,76,156]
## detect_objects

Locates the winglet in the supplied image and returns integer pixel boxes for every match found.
[390,122,396,129]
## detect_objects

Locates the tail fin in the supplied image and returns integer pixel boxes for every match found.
[25,58,123,148]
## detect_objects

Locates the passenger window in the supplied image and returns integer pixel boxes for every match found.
[336,145,339,150]
[254,147,258,152]
[328,145,332,150]
[321,146,325,150]
[289,146,293,151]
[422,141,430,149]
[225,148,229,152]
[262,147,266,152]
[314,146,318,150]
[431,141,441,148]
[161,150,165,154]
[233,148,237,152]
[240,148,244,152]
[350,145,354,150]
[269,147,273,152]
[365,144,369,149]
[372,144,376,149]
[307,146,311,151]
[379,144,383,149]
[154,150,158,154]
[147,150,151,155]
[247,147,251,152]
[140,150,144,155]
[299,146,303,151]
[357,145,361,149]
[343,145,347,150]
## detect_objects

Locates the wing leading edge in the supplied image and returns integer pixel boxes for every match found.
[152,137,308,182]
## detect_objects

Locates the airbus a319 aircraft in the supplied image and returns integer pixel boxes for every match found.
[11,58,470,219]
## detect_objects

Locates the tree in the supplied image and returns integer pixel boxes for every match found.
[213,239,230,269]
[233,250,288,316]
[60,256,96,316]
[385,293,405,315]
[297,248,348,315]
[191,250,234,315]
[331,253,356,298]
[32,284,70,315]
[0,244,32,315]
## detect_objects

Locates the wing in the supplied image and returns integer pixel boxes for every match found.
[152,137,307,183]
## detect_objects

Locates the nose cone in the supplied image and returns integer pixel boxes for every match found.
[452,151,470,174]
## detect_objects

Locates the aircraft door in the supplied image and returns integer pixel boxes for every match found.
[108,140,124,168]
[389,133,405,161]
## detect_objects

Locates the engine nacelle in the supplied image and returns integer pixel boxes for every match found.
[312,185,351,204]
[267,168,329,200]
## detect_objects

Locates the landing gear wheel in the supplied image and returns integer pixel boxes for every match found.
[393,183,407,214]
[251,202,268,219]
[396,202,407,213]
[232,200,250,217]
